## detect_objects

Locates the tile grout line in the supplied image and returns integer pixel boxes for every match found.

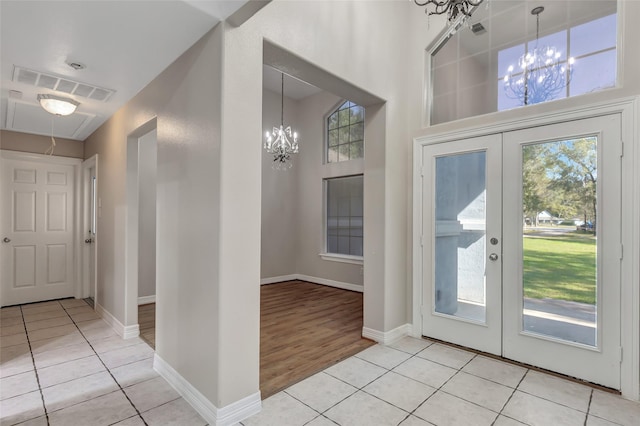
[59,300,151,426]
[583,389,593,426]
[493,367,531,426]
[405,351,480,424]
[20,304,51,426]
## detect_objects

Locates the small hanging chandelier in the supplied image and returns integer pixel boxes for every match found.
[414,0,484,23]
[264,72,299,170]
[503,6,575,106]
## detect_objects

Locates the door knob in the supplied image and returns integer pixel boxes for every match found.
[489,253,499,261]
[2,237,10,243]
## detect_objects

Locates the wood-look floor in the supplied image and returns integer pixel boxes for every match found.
[136,280,374,399]
[138,303,156,348]
[260,281,374,398]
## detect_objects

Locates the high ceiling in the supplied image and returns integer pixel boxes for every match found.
[0,1,248,141]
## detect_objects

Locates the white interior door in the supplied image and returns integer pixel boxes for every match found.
[421,134,502,355]
[419,114,621,389]
[1,153,77,306]
[502,114,621,389]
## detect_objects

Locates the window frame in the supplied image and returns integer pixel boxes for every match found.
[325,100,365,164]
[322,174,364,263]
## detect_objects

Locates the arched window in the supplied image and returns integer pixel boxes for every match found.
[327,101,364,163]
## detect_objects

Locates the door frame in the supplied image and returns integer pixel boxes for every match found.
[0,149,83,305]
[81,154,98,303]
[412,97,639,400]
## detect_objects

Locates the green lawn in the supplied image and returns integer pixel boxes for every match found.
[523,233,596,304]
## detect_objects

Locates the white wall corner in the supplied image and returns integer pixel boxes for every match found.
[153,354,261,426]
[260,275,299,285]
[95,303,140,339]
[138,295,156,305]
[363,324,411,345]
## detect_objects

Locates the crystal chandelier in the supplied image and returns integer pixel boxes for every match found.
[264,72,299,170]
[414,0,484,23]
[503,6,574,106]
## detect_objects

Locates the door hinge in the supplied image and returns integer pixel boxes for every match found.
[420,235,424,247]
[620,243,624,260]
[619,346,623,363]
[420,166,425,177]
[620,141,624,158]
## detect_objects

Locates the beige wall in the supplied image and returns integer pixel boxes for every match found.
[84,24,224,406]
[260,89,299,279]
[137,129,156,299]
[261,88,364,287]
[0,130,84,158]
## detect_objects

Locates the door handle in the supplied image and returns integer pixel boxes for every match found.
[85,238,93,244]
[489,253,499,261]
[2,237,10,243]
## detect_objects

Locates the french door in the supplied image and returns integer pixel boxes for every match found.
[420,114,621,389]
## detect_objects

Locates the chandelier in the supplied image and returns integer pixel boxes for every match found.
[414,0,484,23]
[503,6,574,106]
[264,72,299,170]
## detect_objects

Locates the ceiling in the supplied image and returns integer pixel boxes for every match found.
[263,65,322,101]
[0,1,248,141]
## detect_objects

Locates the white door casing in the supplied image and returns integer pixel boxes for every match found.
[81,155,98,302]
[1,151,81,306]
[413,98,637,396]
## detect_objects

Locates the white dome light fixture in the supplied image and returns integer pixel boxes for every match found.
[37,94,79,116]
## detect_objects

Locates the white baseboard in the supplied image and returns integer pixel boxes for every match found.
[260,275,298,285]
[260,273,363,293]
[154,354,261,425]
[138,295,156,305]
[363,323,411,345]
[95,303,140,339]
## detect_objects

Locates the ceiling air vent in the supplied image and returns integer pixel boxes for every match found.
[471,22,487,35]
[12,66,115,102]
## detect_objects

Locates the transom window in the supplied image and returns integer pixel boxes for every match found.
[327,101,364,163]
[429,1,617,125]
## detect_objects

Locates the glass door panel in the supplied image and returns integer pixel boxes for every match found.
[434,151,487,323]
[521,138,597,346]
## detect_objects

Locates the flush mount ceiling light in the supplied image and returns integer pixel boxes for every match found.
[37,94,79,116]
[414,0,484,23]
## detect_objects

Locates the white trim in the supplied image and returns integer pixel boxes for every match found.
[95,303,140,339]
[0,150,82,165]
[260,275,298,285]
[260,273,364,293]
[363,324,411,345]
[319,253,364,265]
[297,274,363,293]
[138,295,156,305]
[153,354,262,426]
[216,391,262,426]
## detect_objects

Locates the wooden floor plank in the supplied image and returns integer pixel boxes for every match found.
[260,281,374,398]
[136,280,374,399]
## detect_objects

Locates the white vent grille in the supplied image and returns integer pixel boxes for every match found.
[12,66,115,102]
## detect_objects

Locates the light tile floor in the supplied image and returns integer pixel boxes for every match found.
[0,299,205,426]
[3,300,640,426]
[242,338,640,426]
